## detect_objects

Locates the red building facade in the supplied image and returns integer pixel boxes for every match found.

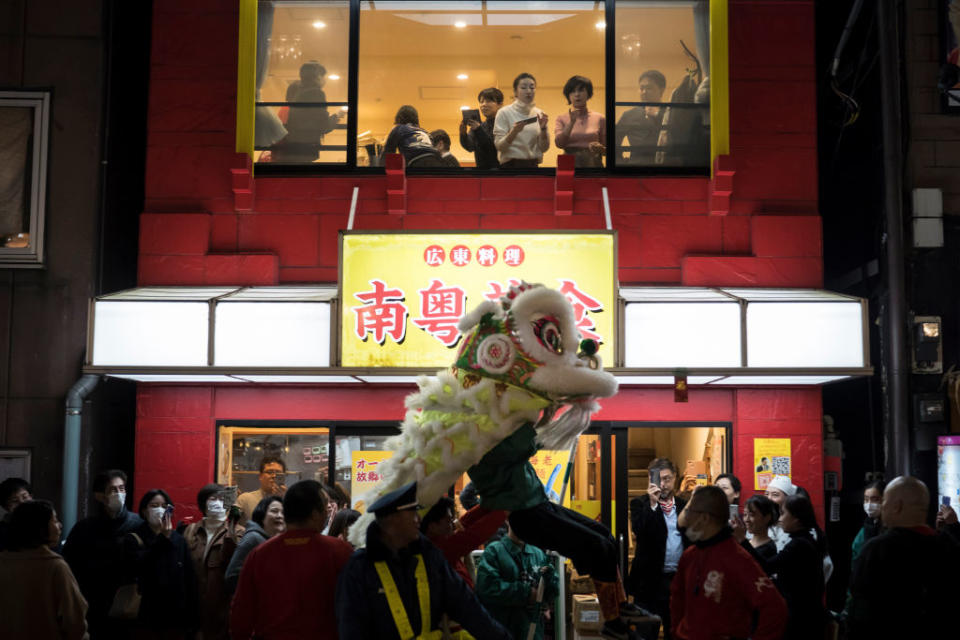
[130,0,832,524]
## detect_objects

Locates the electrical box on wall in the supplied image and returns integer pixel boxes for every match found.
[911,315,942,374]
[912,188,944,248]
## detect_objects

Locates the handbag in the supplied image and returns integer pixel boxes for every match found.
[108,532,144,619]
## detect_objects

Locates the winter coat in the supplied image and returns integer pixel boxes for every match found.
[628,495,689,600]
[182,519,242,640]
[224,520,269,595]
[467,423,548,512]
[62,508,143,634]
[670,529,786,640]
[475,536,559,640]
[336,520,511,640]
[0,546,89,639]
[748,529,824,640]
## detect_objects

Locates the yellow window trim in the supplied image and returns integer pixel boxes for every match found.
[710,0,730,175]
[236,0,257,158]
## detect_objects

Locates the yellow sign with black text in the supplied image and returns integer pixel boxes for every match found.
[339,232,616,367]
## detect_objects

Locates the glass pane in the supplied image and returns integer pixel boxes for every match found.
[614,0,710,168]
[0,106,34,247]
[219,428,331,491]
[255,1,350,165]
[359,0,606,169]
[334,433,395,508]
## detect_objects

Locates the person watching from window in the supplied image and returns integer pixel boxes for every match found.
[380,105,445,168]
[1,500,89,640]
[615,69,666,165]
[226,495,286,595]
[459,87,503,169]
[237,456,287,523]
[429,129,460,167]
[554,75,606,168]
[715,473,742,505]
[273,60,341,163]
[494,73,549,168]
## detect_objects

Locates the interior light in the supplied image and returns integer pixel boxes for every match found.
[460,105,471,111]
[312,20,326,29]
[340,106,349,111]
[457,73,469,80]
[328,74,340,80]
[454,20,467,28]
[595,20,606,30]
[921,321,940,339]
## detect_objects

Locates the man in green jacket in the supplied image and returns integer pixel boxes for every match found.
[476,521,558,640]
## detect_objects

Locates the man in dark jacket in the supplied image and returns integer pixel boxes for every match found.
[459,87,503,169]
[847,476,960,639]
[62,469,143,638]
[629,457,689,640]
[336,482,511,640]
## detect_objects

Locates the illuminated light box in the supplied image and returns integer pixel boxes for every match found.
[746,302,864,368]
[623,302,741,367]
[92,301,209,367]
[215,302,331,367]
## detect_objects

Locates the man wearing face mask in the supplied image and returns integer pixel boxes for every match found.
[670,486,787,640]
[63,469,143,638]
[182,483,243,640]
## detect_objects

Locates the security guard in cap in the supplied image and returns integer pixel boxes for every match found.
[336,482,511,640]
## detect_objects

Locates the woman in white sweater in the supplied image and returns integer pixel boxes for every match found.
[493,72,550,168]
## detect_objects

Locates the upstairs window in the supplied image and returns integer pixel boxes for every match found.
[248,0,713,173]
[0,91,50,265]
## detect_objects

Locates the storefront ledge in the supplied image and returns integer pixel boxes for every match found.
[82,366,872,386]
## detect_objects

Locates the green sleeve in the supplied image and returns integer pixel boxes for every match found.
[476,545,530,607]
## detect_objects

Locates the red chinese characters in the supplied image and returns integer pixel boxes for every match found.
[484,279,522,301]
[503,245,525,266]
[559,279,603,342]
[476,245,498,266]
[412,279,468,347]
[424,245,445,266]
[352,279,409,345]
[450,245,471,266]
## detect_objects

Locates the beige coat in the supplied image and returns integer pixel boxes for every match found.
[0,546,89,639]
[182,520,242,640]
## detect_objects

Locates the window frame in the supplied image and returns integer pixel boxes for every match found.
[243,0,722,177]
[0,90,51,266]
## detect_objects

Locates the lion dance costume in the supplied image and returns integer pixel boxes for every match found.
[350,282,644,638]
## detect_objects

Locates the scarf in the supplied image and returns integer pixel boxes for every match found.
[659,497,675,515]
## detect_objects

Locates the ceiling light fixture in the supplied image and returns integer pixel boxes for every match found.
[312,20,326,29]
[454,20,467,28]
[328,74,340,80]
[457,73,468,80]
[595,20,606,30]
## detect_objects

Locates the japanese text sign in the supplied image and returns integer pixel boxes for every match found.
[350,450,393,513]
[340,232,617,367]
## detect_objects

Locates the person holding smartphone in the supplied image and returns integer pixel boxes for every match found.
[493,73,549,168]
[122,489,199,637]
[628,457,689,640]
[237,456,288,523]
[459,87,503,169]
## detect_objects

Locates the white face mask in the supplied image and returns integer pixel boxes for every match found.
[206,499,226,521]
[685,526,704,542]
[108,492,126,512]
[864,502,880,518]
[147,506,165,526]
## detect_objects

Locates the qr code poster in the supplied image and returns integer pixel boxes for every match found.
[754,438,792,490]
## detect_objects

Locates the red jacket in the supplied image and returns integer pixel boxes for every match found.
[230,529,353,640]
[671,531,787,640]
[430,507,507,589]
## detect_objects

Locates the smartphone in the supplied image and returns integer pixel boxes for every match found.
[944,496,952,507]
[222,486,239,511]
[461,108,481,123]
[164,504,175,518]
[729,504,739,521]
[518,115,539,126]
[228,505,243,524]
[650,468,661,488]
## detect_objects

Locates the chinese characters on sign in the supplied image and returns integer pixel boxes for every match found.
[341,233,616,367]
[350,450,393,513]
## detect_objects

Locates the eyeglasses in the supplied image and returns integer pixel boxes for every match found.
[263,470,285,477]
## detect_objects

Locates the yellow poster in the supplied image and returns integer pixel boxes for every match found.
[340,232,616,367]
[350,450,393,513]
[529,449,572,506]
[754,438,791,490]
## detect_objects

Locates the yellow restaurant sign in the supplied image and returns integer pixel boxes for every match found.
[340,232,617,368]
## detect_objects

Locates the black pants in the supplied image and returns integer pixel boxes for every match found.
[508,501,618,582]
[636,571,675,640]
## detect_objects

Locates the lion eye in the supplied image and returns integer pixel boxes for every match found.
[532,316,563,354]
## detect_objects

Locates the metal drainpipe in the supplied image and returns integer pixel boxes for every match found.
[63,375,101,536]
[877,0,911,477]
